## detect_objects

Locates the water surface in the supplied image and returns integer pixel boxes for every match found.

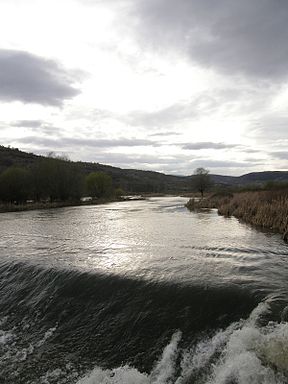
[0,197,287,383]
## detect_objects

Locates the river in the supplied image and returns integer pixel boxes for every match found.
[0,196,287,383]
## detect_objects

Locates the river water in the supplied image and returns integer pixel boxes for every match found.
[0,196,287,383]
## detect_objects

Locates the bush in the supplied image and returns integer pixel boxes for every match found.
[85,172,113,198]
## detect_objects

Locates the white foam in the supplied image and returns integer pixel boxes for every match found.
[260,322,288,371]
[206,325,287,384]
[36,325,57,347]
[76,366,149,384]
[203,302,288,384]
[150,330,182,383]
[246,301,272,326]
[0,316,8,327]
[0,322,58,367]
[12,302,286,384]
[77,331,182,384]
[0,329,14,345]
[37,368,65,384]
[175,321,243,384]
[15,343,34,361]
[76,310,288,384]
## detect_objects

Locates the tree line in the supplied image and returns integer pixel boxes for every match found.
[0,156,123,205]
[0,155,214,205]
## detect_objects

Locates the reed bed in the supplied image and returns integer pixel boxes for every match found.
[186,190,288,241]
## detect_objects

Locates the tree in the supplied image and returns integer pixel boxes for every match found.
[193,167,211,198]
[85,172,112,198]
[32,157,83,202]
[0,167,32,203]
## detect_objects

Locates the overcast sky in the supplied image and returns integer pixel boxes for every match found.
[1,0,288,176]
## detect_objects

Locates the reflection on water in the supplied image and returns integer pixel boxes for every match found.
[0,197,288,296]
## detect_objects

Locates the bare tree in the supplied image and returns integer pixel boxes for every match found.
[193,167,211,198]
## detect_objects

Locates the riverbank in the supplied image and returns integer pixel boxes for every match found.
[0,196,145,213]
[186,189,288,242]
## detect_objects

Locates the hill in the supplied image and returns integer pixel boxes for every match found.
[1,145,288,192]
[0,146,190,193]
[210,172,288,186]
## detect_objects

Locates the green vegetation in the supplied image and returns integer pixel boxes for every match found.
[0,167,32,204]
[85,172,112,198]
[0,154,125,211]
[2,144,288,219]
[32,156,84,202]
[0,146,191,194]
[2,146,288,194]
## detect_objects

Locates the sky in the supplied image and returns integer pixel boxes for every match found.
[0,0,288,176]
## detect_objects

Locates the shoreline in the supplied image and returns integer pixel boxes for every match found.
[0,196,147,214]
[186,190,288,242]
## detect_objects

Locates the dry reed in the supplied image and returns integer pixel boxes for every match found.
[186,189,288,241]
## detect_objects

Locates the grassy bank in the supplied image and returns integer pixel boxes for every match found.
[186,190,288,242]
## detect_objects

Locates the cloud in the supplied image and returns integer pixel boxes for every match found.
[0,49,81,106]
[127,95,219,128]
[86,152,188,165]
[270,151,288,160]
[8,120,62,136]
[11,120,44,128]
[131,0,288,80]
[127,103,194,128]
[80,151,197,175]
[149,131,180,137]
[125,87,265,131]
[251,114,288,141]
[190,159,258,169]
[13,136,160,149]
[182,142,239,150]
[241,148,262,154]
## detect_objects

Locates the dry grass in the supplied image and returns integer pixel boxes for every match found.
[185,191,233,210]
[186,189,288,241]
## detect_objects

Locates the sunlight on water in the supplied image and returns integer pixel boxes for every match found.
[0,197,288,292]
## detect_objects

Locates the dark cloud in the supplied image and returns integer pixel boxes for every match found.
[182,142,239,150]
[132,0,288,80]
[0,49,81,106]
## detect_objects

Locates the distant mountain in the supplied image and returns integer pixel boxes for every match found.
[211,172,288,186]
[1,145,288,192]
[238,171,288,184]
